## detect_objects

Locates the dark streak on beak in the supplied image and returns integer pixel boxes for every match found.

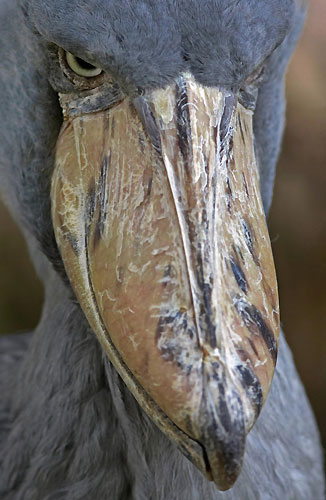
[175,76,193,165]
[133,96,162,154]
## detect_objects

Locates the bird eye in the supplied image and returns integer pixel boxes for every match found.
[65,52,102,78]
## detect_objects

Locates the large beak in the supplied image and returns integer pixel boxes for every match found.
[51,74,279,490]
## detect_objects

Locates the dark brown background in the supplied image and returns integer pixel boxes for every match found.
[0,2,325,453]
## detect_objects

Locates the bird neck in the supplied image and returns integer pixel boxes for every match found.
[1,268,126,495]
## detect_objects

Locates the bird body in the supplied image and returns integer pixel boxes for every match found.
[0,0,325,498]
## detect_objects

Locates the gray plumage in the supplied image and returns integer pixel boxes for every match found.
[0,0,324,498]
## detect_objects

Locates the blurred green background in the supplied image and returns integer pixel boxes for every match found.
[0,2,325,451]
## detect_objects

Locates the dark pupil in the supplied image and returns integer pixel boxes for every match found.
[75,57,96,71]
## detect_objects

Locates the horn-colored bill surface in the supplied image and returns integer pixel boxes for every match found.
[52,75,279,490]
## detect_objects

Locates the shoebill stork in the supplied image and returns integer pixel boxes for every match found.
[0,0,324,498]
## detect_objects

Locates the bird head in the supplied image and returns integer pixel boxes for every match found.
[0,0,305,490]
